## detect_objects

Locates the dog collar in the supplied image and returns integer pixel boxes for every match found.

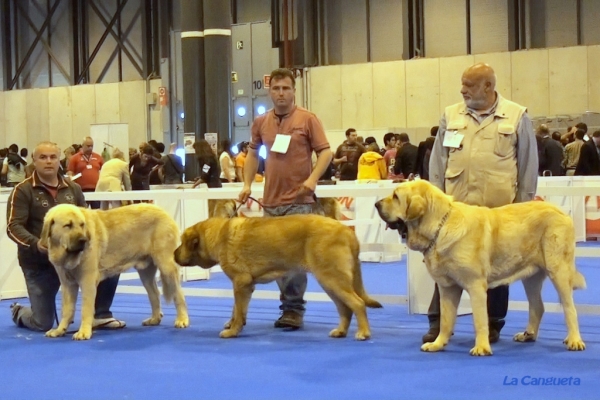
[423,209,451,254]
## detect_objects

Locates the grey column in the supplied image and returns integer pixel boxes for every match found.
[203,0,233,142]
[180,0,205,179]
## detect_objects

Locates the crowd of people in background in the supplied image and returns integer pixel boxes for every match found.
[0,138,268,198]
[317,127,439,183]
[2,121,597,193]
[536,122,600,177]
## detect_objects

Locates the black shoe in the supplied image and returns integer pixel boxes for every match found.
[274,311,303,330]
[422,327,439,343]
[489,327,500,344]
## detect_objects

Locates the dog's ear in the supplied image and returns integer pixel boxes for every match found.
[405,195,426,221]
[187,231,200,250]
[39,218,54,248]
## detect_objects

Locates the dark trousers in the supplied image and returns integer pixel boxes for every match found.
[427,283,509,332]
[82,188,101,210]
[263,203,323,315]
[13,253,120,331]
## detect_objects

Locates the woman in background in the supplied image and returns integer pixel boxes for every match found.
[218,139,236,183]
[96,148,132,210]
[357,142,387,181]
[130,145,164,190]
[192,139,222,188]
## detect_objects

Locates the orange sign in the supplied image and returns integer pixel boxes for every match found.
[158,86,168,106]
[263,75,271,89]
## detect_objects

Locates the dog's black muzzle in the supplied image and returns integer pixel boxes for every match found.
[374,201,408,235]
[66,237,88,254]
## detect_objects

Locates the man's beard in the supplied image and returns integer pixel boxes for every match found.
[465,97,487,110]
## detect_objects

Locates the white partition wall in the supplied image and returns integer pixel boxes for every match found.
[309,44,600,133]
[0,79,160,152]
[0,192,28,300]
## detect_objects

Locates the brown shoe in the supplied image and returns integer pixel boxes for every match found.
[422,327,439,343]
[274,311,303,330]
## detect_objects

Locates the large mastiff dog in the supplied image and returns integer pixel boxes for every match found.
[40,203,189,340]
[375,180,586,355]
[174,215,382,339]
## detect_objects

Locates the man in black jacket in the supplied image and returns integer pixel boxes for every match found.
[393,133,418,178]
[7,141,125,332]
[536,124,565,176]
[575,130,600,176]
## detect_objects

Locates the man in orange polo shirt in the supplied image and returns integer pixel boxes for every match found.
[67,137,104,209]
[238,68,333,329]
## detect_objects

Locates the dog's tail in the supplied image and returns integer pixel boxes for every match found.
[160,271,178,304]
[572,270,586,290]
[158,261,182,304]
[353,257,383,309]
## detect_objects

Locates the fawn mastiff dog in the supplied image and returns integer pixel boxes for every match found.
[40,203,189,340]
[174,214,382,339]
[375,180,586,356]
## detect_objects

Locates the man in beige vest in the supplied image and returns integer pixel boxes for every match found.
[425,63,539,344]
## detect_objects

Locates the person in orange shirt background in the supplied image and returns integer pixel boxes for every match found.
[235,141,249,182]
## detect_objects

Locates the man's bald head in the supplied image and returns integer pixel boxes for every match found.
[33,141,60,158]
[81,136,94,155]
[460,63,497,111]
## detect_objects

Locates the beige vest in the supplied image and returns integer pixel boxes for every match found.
[444,95,526,207]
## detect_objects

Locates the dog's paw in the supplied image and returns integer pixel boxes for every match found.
[219,329,239,339]
[421,342,445,352]
[45,328,66,338]
[354,330,371,341]
[564,336,586,351]
[513,331,536,343]
[328,328,347,338]
[469,344,493,356]
[174,317,190,328]
[142,316,162,326]
[72,330,92,341]
[223,319,232,329]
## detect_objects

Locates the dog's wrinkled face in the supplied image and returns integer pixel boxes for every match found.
[41,205,90,269]
[375,181,428,234]
[174,224,218,269]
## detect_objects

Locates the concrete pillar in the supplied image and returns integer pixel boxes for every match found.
[203,0,233,142]
[180,0,206,179]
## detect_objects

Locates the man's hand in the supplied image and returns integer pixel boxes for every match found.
[339,156,348,163]
[192,178,203,188]
[238,185,252,203]
[37,241,48,254]
[296,178,317,200]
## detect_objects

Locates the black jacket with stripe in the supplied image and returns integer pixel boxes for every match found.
[6,172,86,259]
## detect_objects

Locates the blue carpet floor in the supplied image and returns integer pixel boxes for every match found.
[1,249,599,400]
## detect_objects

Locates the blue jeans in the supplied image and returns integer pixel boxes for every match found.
[13,251,120,331]
[263,203,323,315]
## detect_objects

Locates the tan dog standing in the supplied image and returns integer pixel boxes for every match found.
[375,180,586,355]
[40,203,189,340]
[174,214,382,339]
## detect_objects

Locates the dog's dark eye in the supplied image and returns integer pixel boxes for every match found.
[80,222,84,228]
[392,193,398,201]
[64,222,73,228]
